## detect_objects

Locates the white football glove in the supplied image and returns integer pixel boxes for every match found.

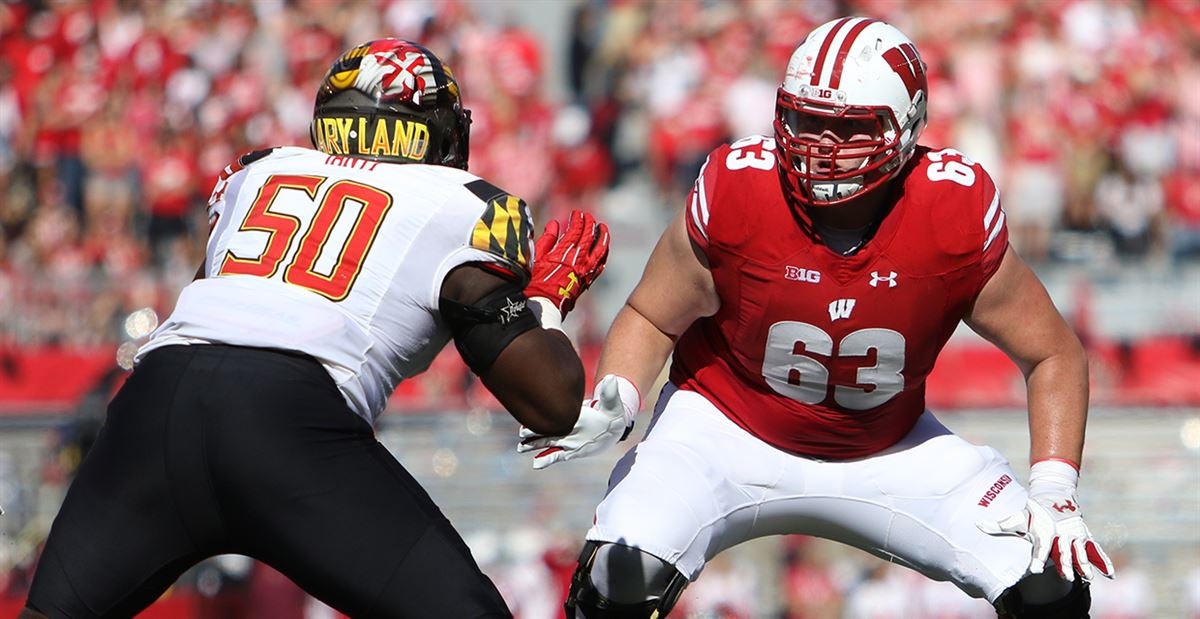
[517,374,639,470]
[977,459,1115,582]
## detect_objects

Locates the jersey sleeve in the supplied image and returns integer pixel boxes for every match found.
[913,148,1009,295]
[425,178,536,307]
[684,147,724,254]
[462,179,534,283]
[977,166,1008,290]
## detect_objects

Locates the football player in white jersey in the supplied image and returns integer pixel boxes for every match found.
[21,39,608,619]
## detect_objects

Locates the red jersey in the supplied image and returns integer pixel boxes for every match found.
[673,136,1008,459]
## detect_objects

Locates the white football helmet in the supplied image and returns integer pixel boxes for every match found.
[774,17,928,208]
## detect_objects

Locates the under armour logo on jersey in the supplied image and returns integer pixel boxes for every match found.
[828,299,856,321]
[784,266,821,283]
[870,271,898,288]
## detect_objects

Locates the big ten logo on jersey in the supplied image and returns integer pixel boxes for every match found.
[219,174,393,302]
[725,135,777,171]
[314,116,430,163]
[784,265,821,284]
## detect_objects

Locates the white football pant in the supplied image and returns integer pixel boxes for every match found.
[586,383,1034,602]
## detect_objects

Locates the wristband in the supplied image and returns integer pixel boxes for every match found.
[1028,459,1079,498]
[611,373,642,414]
[528,296,563,332]
[596,374,641,426]
[1032,456,1080,472]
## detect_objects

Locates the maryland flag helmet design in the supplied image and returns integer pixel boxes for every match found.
[310,39,471,169]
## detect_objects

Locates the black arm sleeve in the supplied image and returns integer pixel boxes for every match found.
[440,282,540,373]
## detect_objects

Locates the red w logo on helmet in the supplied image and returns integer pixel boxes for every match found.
[882,43,926,101]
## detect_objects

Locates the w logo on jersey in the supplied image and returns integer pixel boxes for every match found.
[882,43,926,101]
[828,299,856,321]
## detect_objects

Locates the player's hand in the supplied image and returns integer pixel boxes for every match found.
[517,374,638,470]
[524,210,610,318]
[977,460,1115,582]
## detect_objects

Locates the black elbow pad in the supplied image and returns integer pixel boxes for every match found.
[440,283,540,373]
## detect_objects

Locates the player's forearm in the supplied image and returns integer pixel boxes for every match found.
[1024,340,1089,466]
[595,302,677,399]
[484,329,585,436]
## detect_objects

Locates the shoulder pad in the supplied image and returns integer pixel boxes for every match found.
[237,148,276,167]
[905,147,1007,266]
[207,148,278,222]
[687,136,779,250]
[210,148,277,194]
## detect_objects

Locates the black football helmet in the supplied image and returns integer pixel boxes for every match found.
[310,39,471,169]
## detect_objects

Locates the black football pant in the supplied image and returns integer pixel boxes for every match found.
[27,344,510,618]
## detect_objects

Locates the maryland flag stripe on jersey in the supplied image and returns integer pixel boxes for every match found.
[466,179,533,274]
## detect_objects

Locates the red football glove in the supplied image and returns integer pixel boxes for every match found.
[525,210,610,318]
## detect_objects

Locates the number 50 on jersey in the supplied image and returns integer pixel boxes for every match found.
[220,174,394,301]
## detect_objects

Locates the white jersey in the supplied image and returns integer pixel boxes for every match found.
[139,147,534,423]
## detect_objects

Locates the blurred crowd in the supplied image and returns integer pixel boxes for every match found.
[1,0,1198,347]
[1,1,1198,614]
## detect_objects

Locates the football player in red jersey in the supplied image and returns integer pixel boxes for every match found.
[520,17,1114,619]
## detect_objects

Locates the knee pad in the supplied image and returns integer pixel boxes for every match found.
[996,579,1091,619]
[565,541,688,618]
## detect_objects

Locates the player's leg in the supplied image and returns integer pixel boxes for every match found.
[994,573,1090,618]
[572,390,1089,619]
[25,346,218,618]
[868,414,1090,618]
[751,410,1087,618]
[565,541,689,617]
[202,346,510,618]
[567,384,784,618]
